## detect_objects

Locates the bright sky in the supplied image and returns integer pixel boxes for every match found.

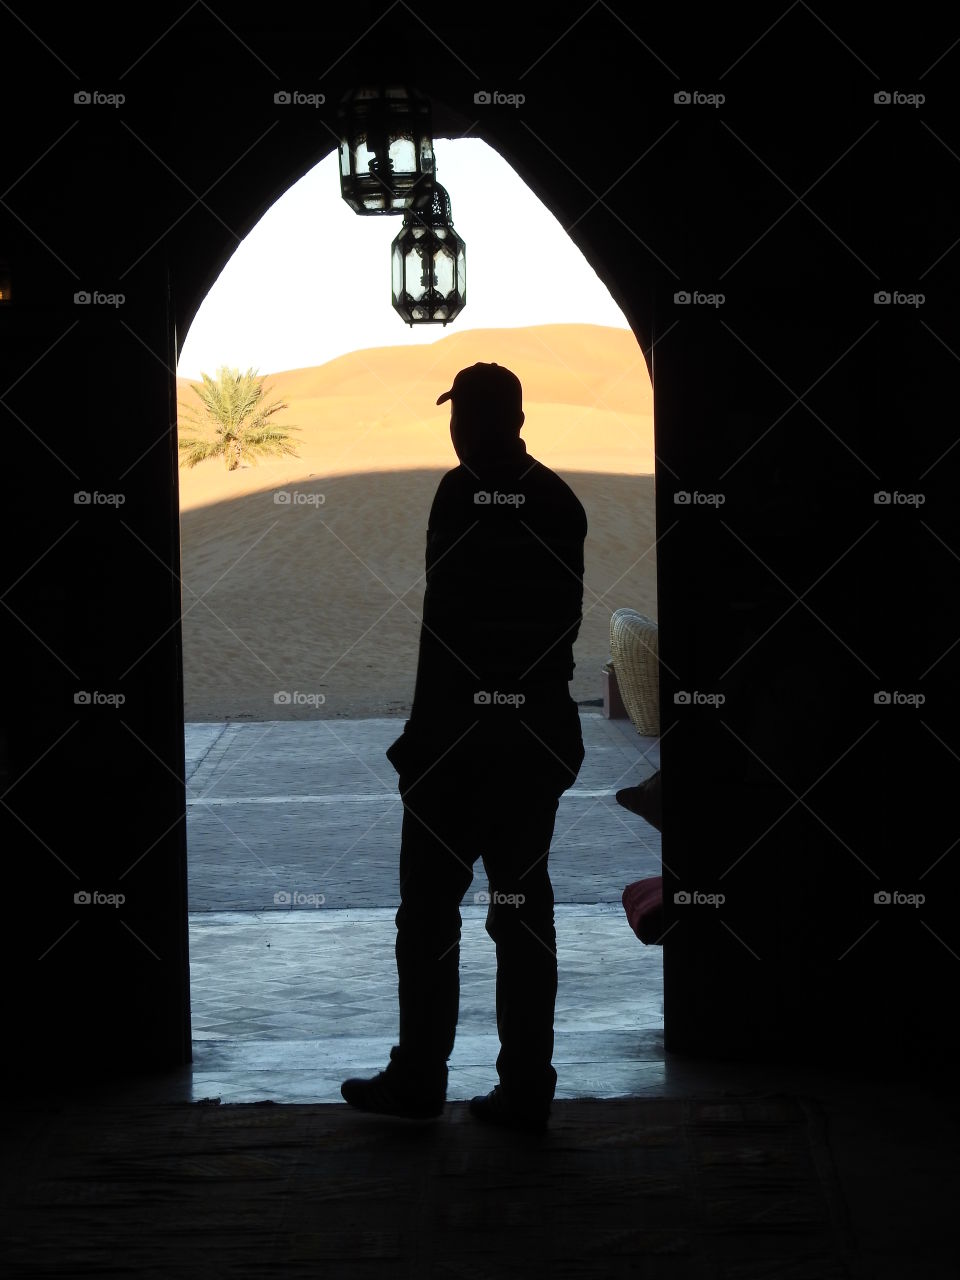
[176,137,630,378]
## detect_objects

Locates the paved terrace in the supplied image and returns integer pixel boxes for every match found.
[186,711,663,1103]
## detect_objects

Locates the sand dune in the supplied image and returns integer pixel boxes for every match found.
[177,324,657,720]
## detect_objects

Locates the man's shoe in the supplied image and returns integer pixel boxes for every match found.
[469,1086,550,1133]
[341,1065,445,1119]
[616,769,662,831]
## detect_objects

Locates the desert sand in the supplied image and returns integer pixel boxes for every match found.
[177,324,657,720]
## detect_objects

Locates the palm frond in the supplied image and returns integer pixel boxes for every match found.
[178,437,226,469]
[176,366,299,468]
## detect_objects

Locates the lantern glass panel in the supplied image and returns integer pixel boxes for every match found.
[433,245,455,295]
[389,137,417,173]
[353,138,374,173]
[392,244,403,300]
[404,246,427,290]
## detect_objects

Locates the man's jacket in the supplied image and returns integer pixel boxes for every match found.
[388,437,587,790]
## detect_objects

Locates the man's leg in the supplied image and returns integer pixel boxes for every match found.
[481,785,561,1108]
[341,769,476,1115]
[390,773,476,1087]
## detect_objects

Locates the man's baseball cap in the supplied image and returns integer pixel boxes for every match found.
[436,362,523,421]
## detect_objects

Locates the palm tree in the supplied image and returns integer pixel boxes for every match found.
[178,366,300,471]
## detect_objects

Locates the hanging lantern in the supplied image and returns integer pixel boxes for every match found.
[337,86,434,214]
[391,182,466,326]
[0,261,11,304]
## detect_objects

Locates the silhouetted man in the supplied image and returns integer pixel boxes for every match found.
[341,362,587,1131]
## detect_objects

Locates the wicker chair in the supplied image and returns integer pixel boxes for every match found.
[609,609,660,735]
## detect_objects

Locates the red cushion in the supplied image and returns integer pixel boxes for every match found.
[622,877,664,945]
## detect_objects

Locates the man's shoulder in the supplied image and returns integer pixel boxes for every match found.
[429,456,586,534]
[430,465,473,510]
[427,466,476,531]
[433,464,471,495]
[523,455,588,528]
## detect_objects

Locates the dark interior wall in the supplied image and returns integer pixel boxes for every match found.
[1,4,958,1084]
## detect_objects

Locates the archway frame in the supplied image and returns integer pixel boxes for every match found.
[171,103,665,1061]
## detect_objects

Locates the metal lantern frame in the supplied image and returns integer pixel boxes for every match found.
[390,181,466,326]
[337,85,435,215]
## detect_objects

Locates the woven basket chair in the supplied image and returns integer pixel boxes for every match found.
[609,609,660,735]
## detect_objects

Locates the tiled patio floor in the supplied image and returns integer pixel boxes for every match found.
[186,711,664,1102]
